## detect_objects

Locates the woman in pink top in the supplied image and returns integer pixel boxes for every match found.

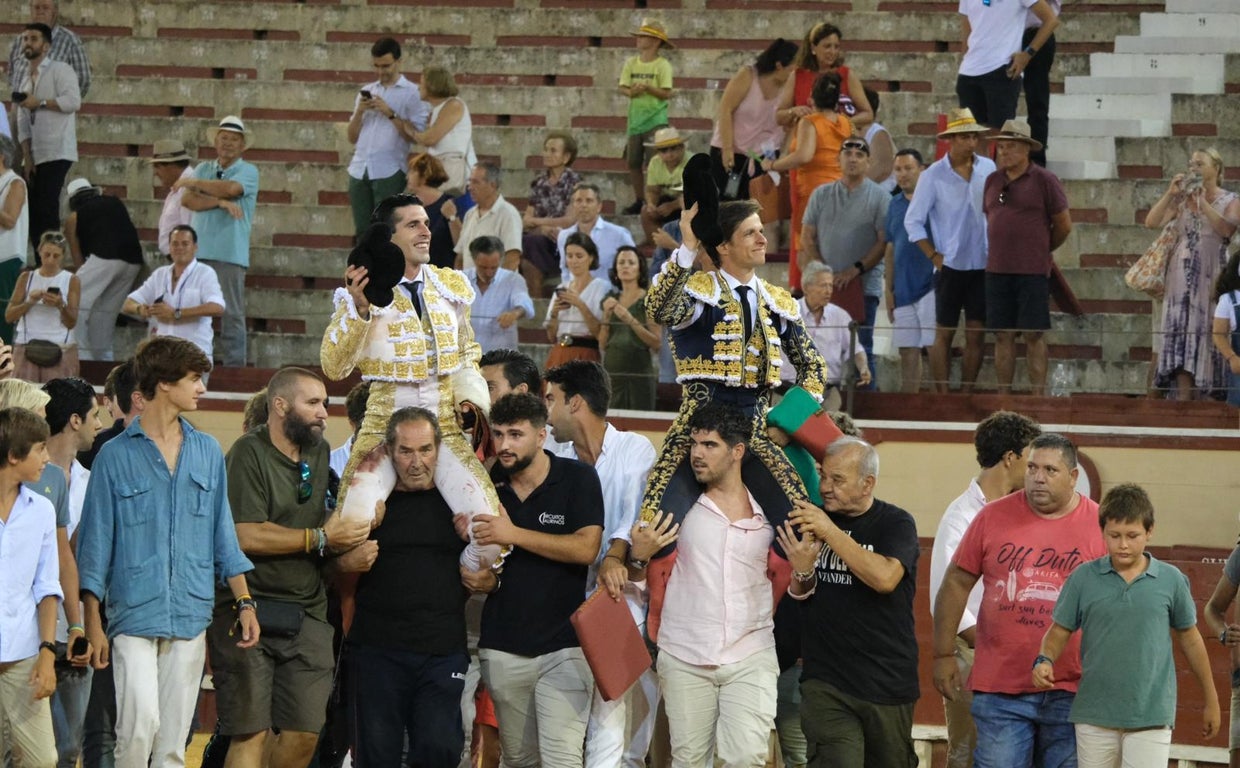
[709,38,799,201]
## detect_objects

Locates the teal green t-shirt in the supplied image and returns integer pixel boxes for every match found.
[1052,554,1196,729]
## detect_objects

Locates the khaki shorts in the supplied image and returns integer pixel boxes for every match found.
[625,126,664,171]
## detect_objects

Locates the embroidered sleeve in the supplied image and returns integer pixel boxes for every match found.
[781,315,828,401]
[647,251,697,327]
[320,288,372,381]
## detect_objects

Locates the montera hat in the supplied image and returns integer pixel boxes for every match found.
[937,108,990,138]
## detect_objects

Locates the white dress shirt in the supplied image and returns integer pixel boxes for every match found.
[347,75,430,181]
[556,217,637,283]
[0,486,63,663]
[466,267,534,353]
[928,478,987,634]
[16,56,81,164]
[126,259,225,359]
[796,299,859,385]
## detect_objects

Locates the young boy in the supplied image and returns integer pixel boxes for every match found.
[619,18,674,214]
[0,406,62,768]
[1033,483,1219,764]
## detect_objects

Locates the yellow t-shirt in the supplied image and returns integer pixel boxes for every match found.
[620,55,673,135]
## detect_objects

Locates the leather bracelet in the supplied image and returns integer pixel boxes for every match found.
[1033,653,1053,669]
[854,260,866,274]
[39,641,57,655]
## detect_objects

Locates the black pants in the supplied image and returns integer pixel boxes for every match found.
[1022,28,1056,166]
[955,65,1021,129]
[29,159,72,251]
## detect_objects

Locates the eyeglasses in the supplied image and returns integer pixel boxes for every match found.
[297,460,313,503]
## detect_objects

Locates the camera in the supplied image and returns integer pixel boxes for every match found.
[1183,172,1204,194]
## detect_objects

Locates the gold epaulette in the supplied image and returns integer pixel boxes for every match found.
[759,280,800,322]
[426,265,475,305]
[685,271,721,304]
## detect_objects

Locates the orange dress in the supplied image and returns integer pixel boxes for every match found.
[788,111,851,291]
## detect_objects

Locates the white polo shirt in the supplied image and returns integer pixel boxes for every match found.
[126,259,225,358]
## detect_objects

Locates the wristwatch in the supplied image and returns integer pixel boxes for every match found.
[39,641,57,656]
[173,308,182,321]
[39,99,47,109]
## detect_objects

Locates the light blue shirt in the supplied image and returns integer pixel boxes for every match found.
[0,487,62,663]
[347,75,430,181]
[904,153,995,272]
[557,217,636,283]
[77,417,253,640]
[466,267,535,353]
[191,158,259,269]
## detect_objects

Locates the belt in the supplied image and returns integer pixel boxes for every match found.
[558,335,599,349]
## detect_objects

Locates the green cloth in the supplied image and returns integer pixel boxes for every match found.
[784,444,822,505]
[620,55,673,135]
[603,294,655,410]
[1053,554,1196,729]
[220,425,333,621]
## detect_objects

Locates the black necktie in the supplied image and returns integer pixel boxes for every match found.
[736,285,753,340]
[401,280,424,319]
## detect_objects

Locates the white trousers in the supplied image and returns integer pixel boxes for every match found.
[585,666,660,768]
[1074,722,1172,768]
[112,633,206,768]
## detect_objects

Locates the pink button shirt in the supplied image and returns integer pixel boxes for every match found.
[658,492,775,667]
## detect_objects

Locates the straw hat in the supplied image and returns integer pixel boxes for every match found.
[148,139,192,164]
[644,127,686,149]
[937,108,989,138]
[992,119,1044,151]
[631,19,674,49]
[206,115,253,150]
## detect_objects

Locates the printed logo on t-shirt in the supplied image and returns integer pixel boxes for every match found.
[538,511,566,527]
[816,535,874,585]
[990,543,1087,628]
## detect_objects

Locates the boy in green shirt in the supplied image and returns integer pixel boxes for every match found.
[1033,483,1219,765]
[619,19,674,214]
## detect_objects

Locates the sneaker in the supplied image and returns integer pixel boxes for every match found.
[622,200,643,215]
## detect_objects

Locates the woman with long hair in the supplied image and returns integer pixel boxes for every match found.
[1211,246,1240,406]
[409,66,477,195]
[5,230,80,381]
[544,232,611,369]
[775,22,872,130]
[599,246,660,410]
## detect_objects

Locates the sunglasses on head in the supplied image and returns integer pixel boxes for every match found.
[297,460,313,503]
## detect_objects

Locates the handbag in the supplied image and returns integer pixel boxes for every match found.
[255,598,305,639]
[23,338,63,368]
[749,172,781,224]
[1125,219,1177,298]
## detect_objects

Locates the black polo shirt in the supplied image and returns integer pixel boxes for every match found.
[479,451,604,657]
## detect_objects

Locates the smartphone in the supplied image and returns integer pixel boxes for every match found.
[11,91,27,103]
[71,636,88,657]
[47,286,61,295]
[554,286,567,296]
[359,89,372,99]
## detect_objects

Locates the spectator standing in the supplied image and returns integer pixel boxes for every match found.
[928,411,1041,768]
[1211,248,1240,406]
[776,22,872,129]
[479,348,542,402]
[904,108,994,393]
[862,88,896,193]
[542,361,659,768]
[764,73,852,294]
[345,37,429,239]
[639,128,688,243]
[521,131,582,290]
[177,115,259,368]
[1034,484,1219,765]
[556,183,636,286]
[619,19,675,215]
[0,136,29,345]
[932,433,1105,768]
[794,262,870,411]
[1022,0,1061,166]
[470,392,604,768]
[982,120,1072,395]
[884,149,935,393]
[957,0,1058,129]
[76,336,258,768]
[78,359,142,471]
[329,380,369,479]
[796,136,889,383]
[63,179,142,362]
[147,140,195,257]
[787,437,920,768]
[6,230,79,381]
[0,406,60,768]
[1143,148,1240,400]
[545,232,610,370]
[122,224,225,362]
[465,235,534,354]
[14,22,79,250]
[411,66,476,195]
[405,153,457,269]
[1203,507,1240,767]
[454,163,522,271]
[348,407,470,767]
[209,367,371,768]
[8,0,90,98]
[599,246,660,411]
[710,38,799,201]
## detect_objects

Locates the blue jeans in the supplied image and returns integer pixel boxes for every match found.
[52,666,93,768]
[971,690,1076,768]
[860,294,879,389]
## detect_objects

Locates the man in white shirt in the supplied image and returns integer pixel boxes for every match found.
[928,411,1041,768]
[542,360,657,768]
[956,0,1058,129]
[121,225,225,363]
[149,139,195,257]
[556,183,636,284]
[15,22,79,249]
[904,108,995,393]
[465,236,534,354]
[345,37,429,239]
[454,163,522,270]
[8,0,90,97]
[794,262,870,411]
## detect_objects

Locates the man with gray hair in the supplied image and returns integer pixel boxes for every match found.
[791,262,870,410]
[786,436,920,767]
[454,163,522,270]
[7,0,90,98]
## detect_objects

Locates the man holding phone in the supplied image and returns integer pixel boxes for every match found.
[346,37,430,239]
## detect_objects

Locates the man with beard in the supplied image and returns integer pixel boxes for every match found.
[208,367,373,768]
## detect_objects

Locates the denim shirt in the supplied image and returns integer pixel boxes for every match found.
[77,417,253,640]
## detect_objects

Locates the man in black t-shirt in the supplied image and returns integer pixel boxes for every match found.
[467,392,604,768]
[787,436,920,768]
[348,406,471,768]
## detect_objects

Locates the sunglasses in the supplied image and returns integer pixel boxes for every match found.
[41,232,67,245]
[297,460,313,503]
[998,184,1011,205]
[841,141,869,154]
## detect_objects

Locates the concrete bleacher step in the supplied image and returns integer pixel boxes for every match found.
[1116,36,1240,55]
[1062,74,1220,95]
[1139,11,1240,38]
[1166,0,1239,13]
[1086,52,1226,80]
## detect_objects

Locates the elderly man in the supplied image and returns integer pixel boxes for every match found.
[786,437,920,768]
[933,433,1105,768]
[345,37,429,238]
[123,225,225,362]
[904,108,995,393]
[454,163,522,270]
[982,120,1072,395]
[555,183,635,285]
[799,136,889,384]
[176,115,259,368]
[14,21,80,249]
[465,235,533,354]
[8,0,90,98]
[148,139,195,257]
[791,262,870,411]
